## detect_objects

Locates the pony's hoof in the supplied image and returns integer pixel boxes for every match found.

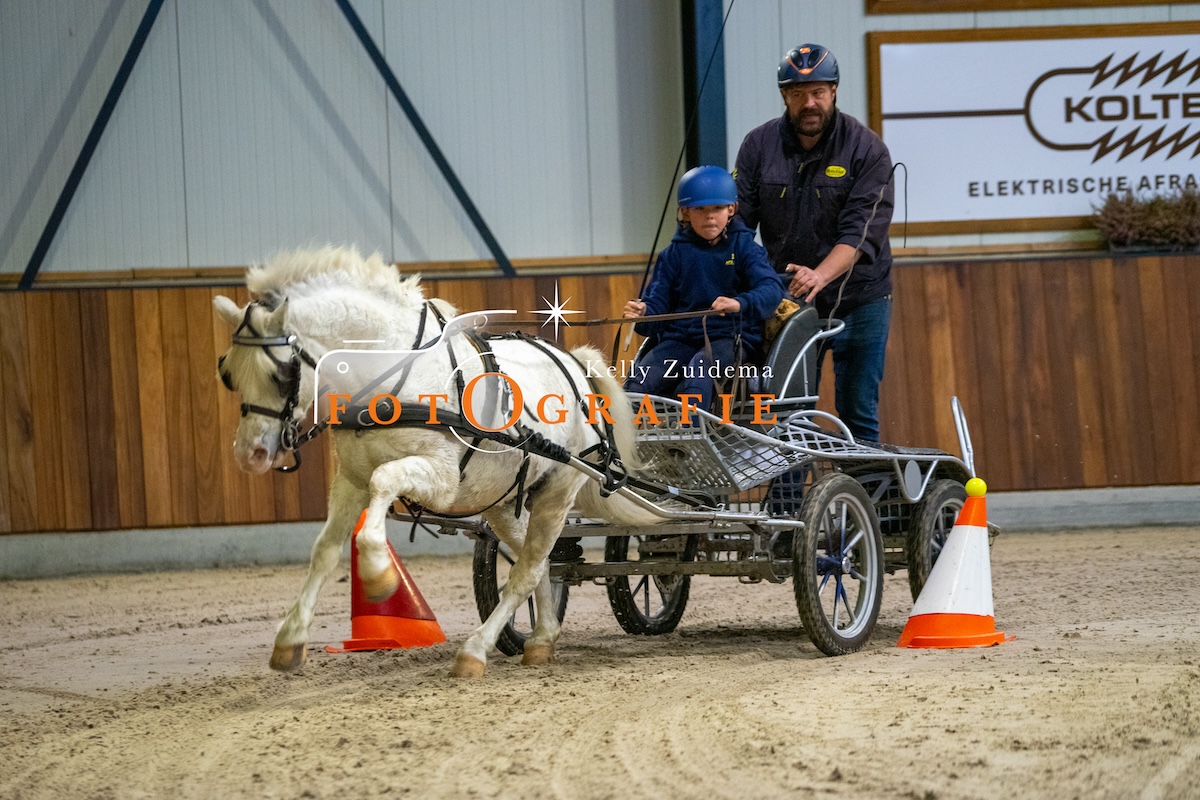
[521,644,554,666]
[450,653,486,678]
[270,643,307,672]
[360,563,399,604]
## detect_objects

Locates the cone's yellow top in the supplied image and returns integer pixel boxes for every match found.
[965,477,987,498]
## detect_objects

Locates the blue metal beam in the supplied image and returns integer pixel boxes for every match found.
[18,0,166,290]
[335,0,516,278]
[682,0,728,169]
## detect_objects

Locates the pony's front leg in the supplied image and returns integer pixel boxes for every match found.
[355,452,459,603]
[271,474,366,672]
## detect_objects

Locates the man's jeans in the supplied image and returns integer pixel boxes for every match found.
[818,296,891,443]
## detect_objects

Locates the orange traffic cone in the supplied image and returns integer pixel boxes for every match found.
[897,478,1011,648]
[326,510,446,652]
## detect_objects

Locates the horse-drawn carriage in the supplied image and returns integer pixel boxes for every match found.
[214,247,982,675]
[397,302,978,658]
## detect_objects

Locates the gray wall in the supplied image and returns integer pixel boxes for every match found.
[0,0,684,275]
[6,0,1200,276]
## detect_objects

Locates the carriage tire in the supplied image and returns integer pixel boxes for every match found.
[906,479,967,602]
[793,474,884,656]
[605,535,697,636]
[472,533,569,658]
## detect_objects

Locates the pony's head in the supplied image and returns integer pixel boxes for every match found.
[214,294,317,473]
[214,246,459,472]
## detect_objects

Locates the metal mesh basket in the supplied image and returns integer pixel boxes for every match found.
[630,395,805,492]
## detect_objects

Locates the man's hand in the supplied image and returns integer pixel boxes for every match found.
[785,246,859,303]
[711,296,741,315]
[786,263,828,303]
[623,300,646,319]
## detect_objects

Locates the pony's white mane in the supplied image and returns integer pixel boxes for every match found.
[246,245,422,308]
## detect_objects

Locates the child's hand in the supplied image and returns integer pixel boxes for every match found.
[711,296,741,315]
[623,300,646,318]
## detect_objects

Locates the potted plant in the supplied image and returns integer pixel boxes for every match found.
[1091,188,1200,253]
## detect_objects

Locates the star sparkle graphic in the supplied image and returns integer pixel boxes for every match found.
[533,282,583,338]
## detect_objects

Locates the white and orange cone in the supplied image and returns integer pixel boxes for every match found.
[898,478,1011,649]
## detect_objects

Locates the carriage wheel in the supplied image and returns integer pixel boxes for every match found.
[905,479,967,601]
[793,474,884,656]
[605,535,696,635]
[472,533,568,658]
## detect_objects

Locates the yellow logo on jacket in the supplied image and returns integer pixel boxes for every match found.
[725,253,736,266]
[825,165,846,178]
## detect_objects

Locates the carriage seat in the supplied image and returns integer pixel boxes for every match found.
[757,303,823,412]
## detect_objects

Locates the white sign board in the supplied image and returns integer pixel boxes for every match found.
[873,25,1200,231]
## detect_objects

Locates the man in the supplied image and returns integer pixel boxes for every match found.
[734,43,894,442]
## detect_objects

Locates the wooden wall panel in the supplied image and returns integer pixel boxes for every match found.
[132,291,173,527]
[1163,257,1200,482]
[2,292,37,531]
[1112,264,1157,485]
[51,291,93,530]
[2,254,1198,534]
[185,289,224,526]
[1137,257,1178,485]
[0,295,10,533]
[158,289,200,525]
[79,291,120,530]
[106,291,147,528]
[24,292,66,530]
[965,263,1015,489]
[891,264,937,447]
[1040,263,1084,487]
[1089,260,1133,485]
[1062,261,1108,486]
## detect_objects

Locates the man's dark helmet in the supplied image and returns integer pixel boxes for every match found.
[778,44,839,87]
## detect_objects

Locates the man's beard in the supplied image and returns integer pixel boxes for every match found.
[790,105,833,139]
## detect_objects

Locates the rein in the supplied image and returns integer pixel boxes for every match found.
[482,308,725,328]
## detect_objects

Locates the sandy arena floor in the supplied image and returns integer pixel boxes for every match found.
[1,526,1199,799]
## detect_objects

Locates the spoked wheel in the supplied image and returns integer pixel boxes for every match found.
[793,474,884,656]
[605,535,697,635]
[472,532,568,657]
[906,479,966,601]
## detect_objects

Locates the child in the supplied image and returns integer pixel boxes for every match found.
[624,166,784,410]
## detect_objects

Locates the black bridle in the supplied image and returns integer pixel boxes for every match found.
[217,298,448,473]
[217,302,320,473]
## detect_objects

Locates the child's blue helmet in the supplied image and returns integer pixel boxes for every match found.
[677,166,738,208]
[778,43,839,86]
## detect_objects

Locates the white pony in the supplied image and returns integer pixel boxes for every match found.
[214,246,658,677]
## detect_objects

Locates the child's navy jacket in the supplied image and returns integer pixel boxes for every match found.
[635,218,784,352]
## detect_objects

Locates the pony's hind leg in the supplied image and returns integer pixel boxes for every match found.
[272,474,366,672]
[454,474,581,676]
[521,573,561,667]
